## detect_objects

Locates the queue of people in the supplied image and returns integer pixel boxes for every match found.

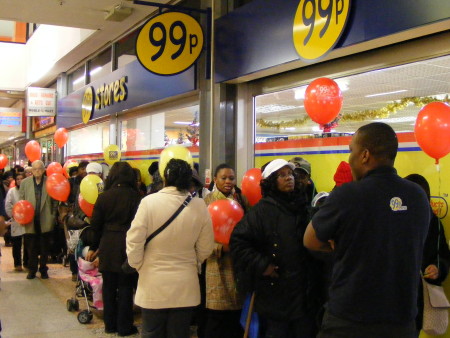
[1,121,449,338]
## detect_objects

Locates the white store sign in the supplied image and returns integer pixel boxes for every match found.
[26,87,56,117]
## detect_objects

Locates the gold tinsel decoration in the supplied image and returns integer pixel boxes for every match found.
[257,95,450,129]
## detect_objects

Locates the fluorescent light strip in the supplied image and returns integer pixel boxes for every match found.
[72,67,103,86]
[174,121,199,126]
[365,90,407,98]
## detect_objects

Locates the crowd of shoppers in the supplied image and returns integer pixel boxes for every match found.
[1,121,448,338]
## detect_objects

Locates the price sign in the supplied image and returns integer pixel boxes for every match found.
[136,12,204,76]
[293,0,350,61]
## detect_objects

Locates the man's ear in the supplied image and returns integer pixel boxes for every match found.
[361,149,370,164]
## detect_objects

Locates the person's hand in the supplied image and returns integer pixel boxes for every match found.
[85,250,96,262]
[424,264,439,280]
[263,264,279,278]
[92,257,99,268]
[329,240,335,250]
[213,243,223,258]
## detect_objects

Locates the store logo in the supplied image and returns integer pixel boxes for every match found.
[80,76,128,124]
[431,196,448,219]
[81,86,95,124]
[136,12,204,76]
[390,197,408,212]
[293,0,351,62]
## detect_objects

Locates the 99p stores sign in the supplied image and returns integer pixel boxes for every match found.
[293,0,351,62]
[136,12,204,76]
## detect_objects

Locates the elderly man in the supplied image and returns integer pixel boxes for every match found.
[20,160,58,279]
[304,123,430,337]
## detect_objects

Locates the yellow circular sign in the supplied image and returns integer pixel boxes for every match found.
[293,0,350,61]
[81,86,94,124]
[136,12,204,76]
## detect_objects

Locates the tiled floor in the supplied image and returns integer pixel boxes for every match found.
[0,240,139,338]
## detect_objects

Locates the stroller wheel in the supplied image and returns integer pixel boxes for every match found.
[66,298,79,312]
[78,310,93,324]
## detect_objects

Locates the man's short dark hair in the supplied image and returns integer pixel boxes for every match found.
[78,161,89,169]
[357,122,398,162]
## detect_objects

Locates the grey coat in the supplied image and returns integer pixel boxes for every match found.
[19,176,57,234]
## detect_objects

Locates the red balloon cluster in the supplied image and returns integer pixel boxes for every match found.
[415,102,450,164]
[78,194,94,217]
[46,162,64,177]
[46,173,70,202]
[241,168,262,206]
[25,140,41,163]
[208,199,244,245]
[304,78,343,125]
[13,200,35,225]
[0,154,8,169]
[54,128,69,148]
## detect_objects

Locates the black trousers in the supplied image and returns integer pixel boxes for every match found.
[24,232,52,274]
[204,309,243,338]
[101,271,136,335]
[260,313,315,338]
[11,235,26,267]
[317,310,417,338]
[141,307,195,338]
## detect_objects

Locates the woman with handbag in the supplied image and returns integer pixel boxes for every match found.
[126,158,214,338]
[404,174,450,334]
[86,162,141,336]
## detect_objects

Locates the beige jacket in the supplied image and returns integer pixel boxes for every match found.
[126,187,214,309]
[19,176,57,234]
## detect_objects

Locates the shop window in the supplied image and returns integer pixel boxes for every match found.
[67,121,110,156]
[116,30,138,68]
[89,47,112,83]
[120,105,200,152]
[68,66,86,93]
[255,54,450,144]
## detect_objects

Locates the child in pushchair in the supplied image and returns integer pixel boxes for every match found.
[66,226,103,324]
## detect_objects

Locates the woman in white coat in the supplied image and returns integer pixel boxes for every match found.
[126,158,214,338]
[5,172,26,271]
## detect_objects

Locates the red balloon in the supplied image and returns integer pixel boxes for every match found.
[46,162,63,177]
[0,154,8,169]
[63,159,78,178]
[54,128,69,148]
[304,77,343,125]
[208,199,244,245]
[25,140,42,163]
[78,194,94,217]
[9,180,15,188]
[13,200,35,225]
[241,168,262,206]
[46,173,70,202]
[415,102,450,163]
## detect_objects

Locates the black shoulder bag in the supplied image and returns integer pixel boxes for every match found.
[122,194,193,274]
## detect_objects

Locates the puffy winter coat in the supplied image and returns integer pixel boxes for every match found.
[230,195,320,321]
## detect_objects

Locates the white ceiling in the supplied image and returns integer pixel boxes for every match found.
[255,54,450,137]
[0,0,177,144]
[0,0,174,100]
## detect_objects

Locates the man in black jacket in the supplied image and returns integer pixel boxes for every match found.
[304,123,430,337]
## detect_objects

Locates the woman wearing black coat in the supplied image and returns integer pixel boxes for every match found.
[230,159,318,338]
[405,174,450,333]
[86,162,141,336]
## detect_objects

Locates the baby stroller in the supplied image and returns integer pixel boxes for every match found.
[66,226,103,324]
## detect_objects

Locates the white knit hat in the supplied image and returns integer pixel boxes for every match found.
[86,162,103,174]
